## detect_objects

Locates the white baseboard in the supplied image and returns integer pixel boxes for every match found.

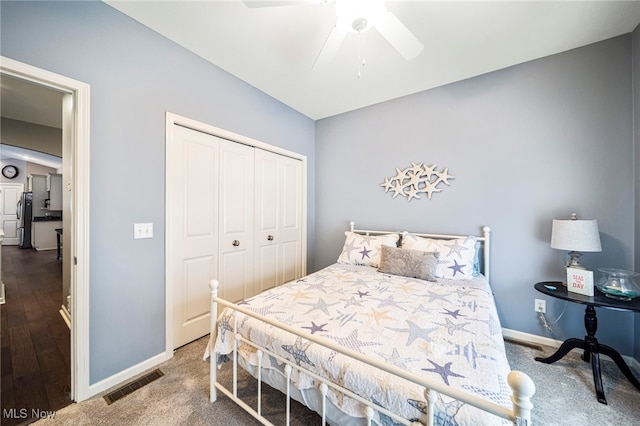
[502,328,640,373]
[502,328,564,349]
[87,350,173,398]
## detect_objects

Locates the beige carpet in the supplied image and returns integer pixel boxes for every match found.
[33,336,640,425]
[506,341,640,426]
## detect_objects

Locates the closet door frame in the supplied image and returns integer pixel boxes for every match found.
[165,112,307,356]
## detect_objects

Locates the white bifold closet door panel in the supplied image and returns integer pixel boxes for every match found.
[218,140,255,302]
[169,122,304,349]
[254,149,302,293]
[170,125,219,349]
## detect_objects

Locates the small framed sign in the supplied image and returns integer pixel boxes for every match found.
[567,267,594,296]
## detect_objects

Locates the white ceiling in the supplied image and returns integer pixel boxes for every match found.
[105,0,640,120]
[0,144,62,170]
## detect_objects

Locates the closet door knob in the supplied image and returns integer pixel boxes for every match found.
[232,240,240,247]
[267,235,274,241]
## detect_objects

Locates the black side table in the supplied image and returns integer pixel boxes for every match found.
[534,281,640,405]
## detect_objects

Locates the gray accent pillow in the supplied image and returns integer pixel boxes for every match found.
[378,245,439,281]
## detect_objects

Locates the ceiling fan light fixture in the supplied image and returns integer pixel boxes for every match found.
[335,0,385,33]
[351,17,367,33]
[313,0,422,70]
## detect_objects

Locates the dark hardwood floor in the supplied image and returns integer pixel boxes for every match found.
[1,246,71,425]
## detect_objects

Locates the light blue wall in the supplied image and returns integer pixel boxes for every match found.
[0,1,316,383]
[316,35,637,358]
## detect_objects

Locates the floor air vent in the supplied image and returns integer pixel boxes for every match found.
[103,369,164,405]
[503,337,543,351]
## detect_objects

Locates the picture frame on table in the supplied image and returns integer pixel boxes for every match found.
[567,267,594,296]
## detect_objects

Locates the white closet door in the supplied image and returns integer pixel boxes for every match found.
[219,140,255,302]
[254,150,280,292]
[254,149,302,292]
[279,154,303,284]
[169,125,219,349]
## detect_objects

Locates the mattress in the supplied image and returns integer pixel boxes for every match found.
[212,263,512,425]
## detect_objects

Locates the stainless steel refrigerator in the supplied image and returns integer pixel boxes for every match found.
[17,191,33,249]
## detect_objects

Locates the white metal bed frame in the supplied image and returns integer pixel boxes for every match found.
[209,223,535,426]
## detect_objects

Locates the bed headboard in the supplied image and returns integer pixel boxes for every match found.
[349,221,492,282]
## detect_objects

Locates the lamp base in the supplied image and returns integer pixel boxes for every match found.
[566,251,585,269]
[559,252,585,286]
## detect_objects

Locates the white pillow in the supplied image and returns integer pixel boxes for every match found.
[337,232,400,268]
[401,232,477,280]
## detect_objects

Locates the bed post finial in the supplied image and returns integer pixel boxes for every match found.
[209,279,219,295]
[350,221,355,232]
[507,370,535,425]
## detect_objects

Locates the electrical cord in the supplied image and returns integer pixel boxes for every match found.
[547,301,569,325]
[538,301,569,335]
[538,312,553,335]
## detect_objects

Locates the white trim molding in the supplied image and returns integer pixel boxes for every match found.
[87,351,171,397]
[1,56,91,401]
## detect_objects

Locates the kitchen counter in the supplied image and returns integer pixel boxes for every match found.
[32,220,62,251]
[33,216,63,222]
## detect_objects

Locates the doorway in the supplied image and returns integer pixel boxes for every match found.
[0,57,91,408]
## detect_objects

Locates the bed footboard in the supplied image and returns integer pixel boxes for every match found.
[209,280,535,426]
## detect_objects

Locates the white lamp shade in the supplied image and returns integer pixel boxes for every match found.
[550,219,602,252]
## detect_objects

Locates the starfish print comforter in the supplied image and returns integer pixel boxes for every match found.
[213,263,513,425]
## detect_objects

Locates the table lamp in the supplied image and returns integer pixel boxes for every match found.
[550,213,602,269]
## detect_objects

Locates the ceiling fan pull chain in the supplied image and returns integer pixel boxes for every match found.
[357,29,366,79]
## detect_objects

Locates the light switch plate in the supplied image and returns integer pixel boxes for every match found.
[134,223,153,239]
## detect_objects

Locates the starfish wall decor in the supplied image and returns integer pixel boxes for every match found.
[380,162,455,201]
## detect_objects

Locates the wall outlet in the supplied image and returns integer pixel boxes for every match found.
[134,223,153,239]
[534,298,546,313]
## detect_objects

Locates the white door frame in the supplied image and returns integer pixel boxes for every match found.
[1,56,91,401]
[165,112,307,356]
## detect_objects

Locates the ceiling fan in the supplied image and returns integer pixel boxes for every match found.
[243,0,424,69]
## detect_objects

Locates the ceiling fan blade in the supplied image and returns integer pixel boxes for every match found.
[375,10,424,60]
[242,0,328,8]
[312,25,347,69]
